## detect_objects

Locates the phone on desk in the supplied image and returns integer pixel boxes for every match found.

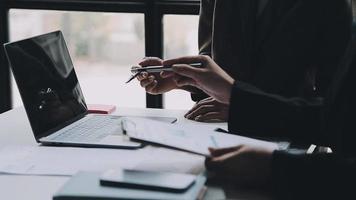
[100,169,197,193]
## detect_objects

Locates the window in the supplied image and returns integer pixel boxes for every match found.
[163,14,199,110]
[0,0,200,113]
[9,9,146,108]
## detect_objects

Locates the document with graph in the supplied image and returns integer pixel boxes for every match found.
[122,117,278,156]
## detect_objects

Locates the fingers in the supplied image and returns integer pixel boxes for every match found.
[199,96,215,103]
[140,75,155,88]
[163,55,209,66]
[195,112,223,122]
[160,71,175,78]
[193,97,215,107]
[185,105,215,120]
[139,57,163,67]
[145,80,158,93]
[171,64,203,79]
[137,57,162,83]
[138,73,160,94]
[174,75,197,88]
[185,97,227,122]
[139,74,158,94]
[163,55,208,79]
[205,150,239,171]
[185,97,215,118]
[208,146,243,157]
[137,72,148,81]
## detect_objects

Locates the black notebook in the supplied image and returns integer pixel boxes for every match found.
[53,171,207,200]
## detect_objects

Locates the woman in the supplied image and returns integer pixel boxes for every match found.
[160,39,356,198]
[138,0,351,125]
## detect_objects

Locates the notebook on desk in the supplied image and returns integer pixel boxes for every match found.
[3,31,175,149]
[53,171,207,200]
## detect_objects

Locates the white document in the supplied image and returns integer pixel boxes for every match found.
[0,145,143,176]
[122,117,279,156]
[0,145,205,176]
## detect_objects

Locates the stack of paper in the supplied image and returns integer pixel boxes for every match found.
[0,145,204,176]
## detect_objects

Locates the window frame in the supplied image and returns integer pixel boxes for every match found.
[0,0,200,113]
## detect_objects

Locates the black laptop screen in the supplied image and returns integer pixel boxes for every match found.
[4,31,87,140]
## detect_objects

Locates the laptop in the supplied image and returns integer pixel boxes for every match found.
[3,30,161,149]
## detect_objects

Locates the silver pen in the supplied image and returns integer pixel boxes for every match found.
[126,63,203,84]
[125,72,142,84]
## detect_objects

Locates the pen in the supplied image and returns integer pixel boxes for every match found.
[126,62,203,84]
[130,63,203,74]
[125,72,141,84]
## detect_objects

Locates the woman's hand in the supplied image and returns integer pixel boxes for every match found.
[205,145,274,187]
[185,97,229,122]
[137,57,179,95]
[162,55,235,104]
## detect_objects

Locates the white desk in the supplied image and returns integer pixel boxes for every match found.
[0,107,270,200]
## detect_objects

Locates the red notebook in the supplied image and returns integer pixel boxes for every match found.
[87,104,116,114]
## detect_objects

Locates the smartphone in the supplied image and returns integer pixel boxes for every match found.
[100,169,197,193]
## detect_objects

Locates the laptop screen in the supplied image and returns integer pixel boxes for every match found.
[4,31,87,140]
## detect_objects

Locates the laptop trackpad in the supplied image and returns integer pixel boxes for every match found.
[97,135,142,147]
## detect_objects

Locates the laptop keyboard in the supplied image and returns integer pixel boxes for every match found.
[49,116,122,142]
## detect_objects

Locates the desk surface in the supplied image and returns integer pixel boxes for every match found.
[0,107,270,200]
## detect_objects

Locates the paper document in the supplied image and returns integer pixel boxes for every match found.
[122,117,278,156]
[0,145,204,176]
[0,145,143,176]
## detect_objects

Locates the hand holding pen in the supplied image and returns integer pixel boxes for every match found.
[162,55,234,104]
[126,63,202,83]
[128,57,203,95]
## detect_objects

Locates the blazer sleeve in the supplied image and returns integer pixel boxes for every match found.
[228,81,324,144]
[198,0,214,56]
[272,150,356,200]
[314,0,352,96]
[191,0,215,102]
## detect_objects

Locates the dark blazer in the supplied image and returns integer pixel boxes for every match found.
[217,0,356,200]
[193,0,351,102]
[227,38,356,199]
[276,40,356,200]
